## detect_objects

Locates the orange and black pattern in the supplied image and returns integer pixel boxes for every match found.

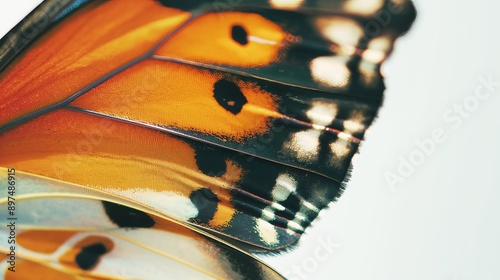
[0,0,415,279]
[0,168,283,279]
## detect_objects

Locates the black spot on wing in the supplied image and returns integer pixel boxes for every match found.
[75,243,108,270]
[189,188,219,224]
[231,25,248,45]
[157,0,201,10]
[195,147,227,177]
[213,79,248,115]
[102,201,155,228]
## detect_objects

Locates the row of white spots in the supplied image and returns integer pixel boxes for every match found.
[310,54,383,89]
[286,204,314,235]
[284,196,325,235]
[312,14,394,88]
[283,101,366,163]
[307,101,366,134]
[273,174,307,235]
[312,50,388,89]
[257,174,300,245]
[257,173,298,245]
[256,174,326,242]
[272,1,391,90]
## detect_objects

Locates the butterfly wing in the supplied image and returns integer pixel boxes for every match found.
[0,0,416,276]
[0,167,283,279]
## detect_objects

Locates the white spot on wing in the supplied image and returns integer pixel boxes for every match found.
[344,107,368,134]
[330,139,350,157]
[343,120,365,134]
[287,220,304,232]
[269,0,304,9]
[301,200,320,213]
[272,174,297,201]
[316,18,364,46]
[271,202,286,211]
[294,212,307,222]
[363,36,391,63]
[359,60,378,86]
[256,219,279,245]
[284,129,321,162]
[261,207,276,221]
[105,188,198,220]
[337,132,352,141]
[363,49,386,64]
[310,56,350,88]
[306,101,338,126]
[343,0,383,15]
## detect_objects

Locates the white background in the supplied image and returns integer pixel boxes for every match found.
[1,1,499,280]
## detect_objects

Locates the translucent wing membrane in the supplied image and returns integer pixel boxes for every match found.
[0,0,415,277]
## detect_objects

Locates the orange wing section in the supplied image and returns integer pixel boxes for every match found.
[0,109,238,223]
[0,0,189,128]
[70,59,282,141]
[17,230,77,254]
[155,12,287,67]
[0,109,244,192]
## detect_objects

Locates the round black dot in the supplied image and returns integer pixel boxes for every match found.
[157,0,200,10]
[195,148,227,177]
[75,243,108,270]
[213,79,248,115]
[231,25,248,45]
